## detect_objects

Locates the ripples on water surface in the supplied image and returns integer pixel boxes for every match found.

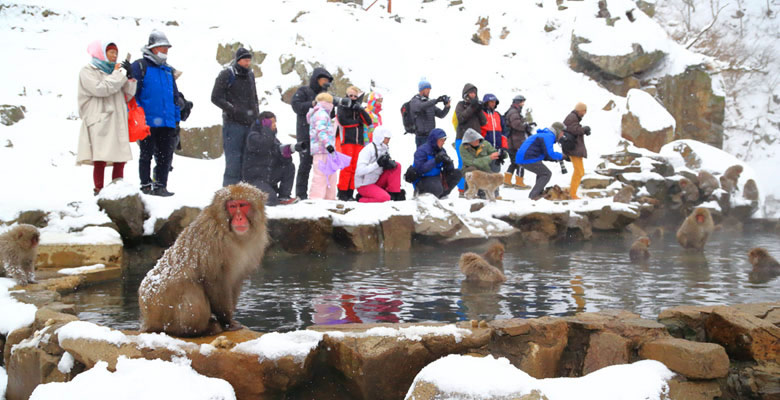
[65,231,780,332]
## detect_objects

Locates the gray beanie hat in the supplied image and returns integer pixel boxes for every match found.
[463,128,483,143]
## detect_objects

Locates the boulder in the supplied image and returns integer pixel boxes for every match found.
[582,205,640,231]
[176,125,223,159]
[10,290,61,308]
[621,89,676,152]
[618,172,668,199]
[36,229,123,269]
[13,210,48,228]
[723,362,780,400]
[669,141,702,169]
[6,340,71,400]
[215,42,266,77]
[314,323,490,400]
[406,379,547,400]
[501,212,569,244]
[333,224,380,253]
[153,206,201,247]
[731,303,780,327]
[571,35,666,79]
[414,197,463,239]
[381,215,414,251]
[636,0,656,17]
[582,331,631,375]
[580,175,614,189]
[279,54,296,75]
[97,194,145,243]
[268,217,332,254]
[639,338,729,379]
[667,378,722,400]
[704,306,780,362]
[4,326,34,367]
[566,212,593,241]
[488,317,569,378]
[0,104,26,126]
[656,66,725,149]
[472,16,491,45]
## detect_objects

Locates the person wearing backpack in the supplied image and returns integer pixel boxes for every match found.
[410,80,451,147]
[563,102,590,200]
[515,127,565,200]
[291,67,333,200]
[336,86,372,201]
[76,40,136,196]
[413,128,462,199]
[504,95,534,189]
[241,111,297,206]
[454,83,486,191]
[355,126,404,202]
[211,47,260,187]
[480,93,503,150]
[131,30,180,197]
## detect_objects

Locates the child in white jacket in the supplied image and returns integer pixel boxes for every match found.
[354,126,404,202]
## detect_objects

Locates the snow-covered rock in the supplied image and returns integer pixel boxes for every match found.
[621,89,676,152]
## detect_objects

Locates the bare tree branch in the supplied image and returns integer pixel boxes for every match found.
[686,3,729,49]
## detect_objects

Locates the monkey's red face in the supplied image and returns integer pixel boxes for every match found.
[696,213,706,224]
[226,200,252,235]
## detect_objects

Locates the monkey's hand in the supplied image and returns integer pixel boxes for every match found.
[225,320,244,331]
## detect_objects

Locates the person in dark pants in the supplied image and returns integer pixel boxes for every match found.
[413,128,462,198]
[410,79,450,147]
[504,95,534,189]
[211,47,260,187]
[241,111,297,206]
[515,127,564,200]
[291,67,333,199]
[454,83,486,191]
[131,30,180,197]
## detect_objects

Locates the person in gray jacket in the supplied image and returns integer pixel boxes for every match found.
[410,79,450,147]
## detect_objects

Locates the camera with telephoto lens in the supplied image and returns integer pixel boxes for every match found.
[497,148,507,165]
[559,160,568,174]
[377,153,397,170]
[332,96,353,108]
[294,141,308,153]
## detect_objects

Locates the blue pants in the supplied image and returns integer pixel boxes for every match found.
[138,127,177,188]
[222,119,251,187]
[455,138,465,190]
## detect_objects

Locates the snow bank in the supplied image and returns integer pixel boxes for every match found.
[0,277,37,336]
[56,321,195,354]
[575,0,671,56]
[29,357,236,400]
[626,89,675,132]
[232,330,324,364]
[327,324,472,344]
[406,355,675,400]
[40,227,122,246]
[57,263,106,275]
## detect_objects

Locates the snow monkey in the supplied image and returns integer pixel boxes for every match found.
[0,224,40,286]
[139,183,269,337]
[613,185,635,204]
[482,241,505,270]
[743,179,758,201]
[676,207,715,251]
[697,171,719,198]
[747,247,780,283]
[464,170,504,202]
[719,164,743,193]
[460,252,506,283]
[678,178,700,203]
[629,236,650,262]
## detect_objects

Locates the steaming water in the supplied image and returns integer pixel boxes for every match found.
[64,231,780,332]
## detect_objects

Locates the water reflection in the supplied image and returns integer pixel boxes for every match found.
[65,231,780,332]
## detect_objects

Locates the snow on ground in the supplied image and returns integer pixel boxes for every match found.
[1,0,766,237]
[405,354,675,400]
[0,277,37,336]
[56,263,106,275]
[232,330,324,365]
[625,88,675,132]
[28,357,236,400]
[56,320,197,355]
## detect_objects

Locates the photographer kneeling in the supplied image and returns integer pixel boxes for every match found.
[460,128,507,198]
[241,111,299,205]
[515,126,564,201]
[355,126,405,203]
[413,128,462,199]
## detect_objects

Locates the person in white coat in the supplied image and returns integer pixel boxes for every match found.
[354,126,405,202]
[76,40,136,195]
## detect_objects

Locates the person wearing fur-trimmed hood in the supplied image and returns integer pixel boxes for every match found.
[355,126,404,202]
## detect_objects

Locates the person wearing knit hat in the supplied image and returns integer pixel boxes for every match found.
[211,47,260,187]
[77,40,136,196]
[562,102,590,199]
[410,78,451,147]
[241,111,298,206]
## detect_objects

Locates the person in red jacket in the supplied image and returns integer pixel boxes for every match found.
[480,93,503,150]
[336,86,372,201]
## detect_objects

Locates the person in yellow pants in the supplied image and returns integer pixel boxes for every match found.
[562,103,590,200]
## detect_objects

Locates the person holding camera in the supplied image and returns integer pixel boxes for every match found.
[291,67,334,200]
[410,79,451,148]
[504,95,534,189]
[563,102,590,200]
[307,93,338,200]
[354,126,404,203]
[241,111,298,206]
[515,127,565,201]
[460,128,506,198]
[336,86,372,201]
[453,83,487,192]
[413,128,462,198]
[211,47,260,187]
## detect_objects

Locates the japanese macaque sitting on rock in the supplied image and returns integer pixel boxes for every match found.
[0,224,40,286]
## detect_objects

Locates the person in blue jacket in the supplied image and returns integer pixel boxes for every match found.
[131,30,181,197]
[413,128,462,198]
[515,126,564,200]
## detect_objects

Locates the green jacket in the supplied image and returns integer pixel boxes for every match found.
[460,140,498,172]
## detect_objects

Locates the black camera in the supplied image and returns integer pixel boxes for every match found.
[377,153,397,170]
[497,148,507,165]
[333,96,353,108]
[560,160,568,174]
[294,141,308,153]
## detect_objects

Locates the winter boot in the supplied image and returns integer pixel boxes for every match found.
[514,176,531,189]
[337,189,354,202]
[503,173,513,187]
[354,193,362,202]
[346,189,356,201]
[151,184,175,197]
[390,189,406,201]
[140,183,153,195]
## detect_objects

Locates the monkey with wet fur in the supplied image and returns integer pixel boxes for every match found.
[697,171,719,198]
[464,170,504,202]
[138,183,269,337]
[629,236,651,262]
[676,207,715,251]
[482,241,505,269]
[743,179,758,201]
[747,247,780,283]
[719,164,743,193]
[460,252,506,283]
[0,224,40,286]
[613,185,635,203]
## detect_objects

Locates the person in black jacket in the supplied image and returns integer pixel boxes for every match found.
[241,111,297,206]
[410,79,451,147]
[336,86,372,201]
[211,47,260,187]
[290,67,333,200]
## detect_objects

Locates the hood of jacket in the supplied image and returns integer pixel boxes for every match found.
[372,125,392,146]
[462,128,482,143]
[462,83,477,99]
[308,67,334,92]
[426,128,447,148]
[482,93,499,107]
[307,101,333,123]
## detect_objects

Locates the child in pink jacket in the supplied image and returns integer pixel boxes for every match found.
[307,93,337,200]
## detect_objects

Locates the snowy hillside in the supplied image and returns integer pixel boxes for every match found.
[0,0,774,227]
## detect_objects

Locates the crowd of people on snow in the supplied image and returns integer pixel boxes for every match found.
[77,30,593,205]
